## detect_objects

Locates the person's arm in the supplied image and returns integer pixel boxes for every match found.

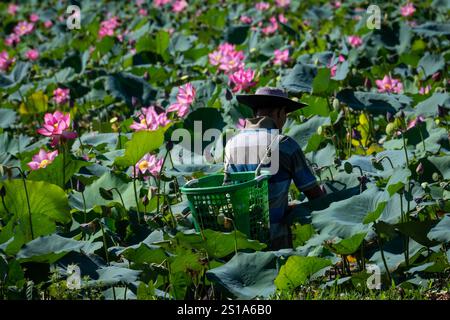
[303,184,326,200]
[287,140,326,201]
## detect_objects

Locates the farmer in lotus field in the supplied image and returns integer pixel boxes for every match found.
[224,87,326,250]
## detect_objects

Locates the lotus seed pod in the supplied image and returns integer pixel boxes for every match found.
[344,162,353,174]
[432,172,441,181]
[435,87,443,93]
[386,122,397,135]
[421,182,428,190]
[435,119,441,125]
[317,125,324,135]
[371,158,384,171]
[332,98,341,111]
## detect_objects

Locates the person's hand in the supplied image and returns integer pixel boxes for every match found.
[303,184,326,200]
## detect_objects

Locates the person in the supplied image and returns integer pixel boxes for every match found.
[224,87,326,249]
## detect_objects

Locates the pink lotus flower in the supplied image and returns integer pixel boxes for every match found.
[278,14,288,24]
[262,16,278,35]
[29,14,40,22]
[8,4,19,16]
[134,153,163,178]
[400,3,415,17]
[0,51,15,72]
[14,21,34,36]
[4,33,20,47]
[375,75,403,94]
[333,1,342,9]
[419,85,431,95]
[236,118,246,129]
[53,88,70,105]
[44,20,53,28]
[255,2,270,11]
[37,111,77,146]
[273,49,290,65]
[275,0,290,8]
[172,0,188,13]
[347,35,363,48]
[139,8,148,16]
[240,16,253,24]
[136,0,145,6]
[153,0,171,6]
[327,55,345,77]
[167,102,190,118]
[407,115,425,130]
[98,16,120,38]
[167,83,196,118]
[209,43,245,74]
[130,107,170,131]
[176,83,196,105]
[28,149,58,170]
[229,68,257,93]
[26,49,39,61]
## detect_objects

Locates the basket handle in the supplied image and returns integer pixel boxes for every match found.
[184,178,199,188]
[255,175,267,183]
[255,134,282,177]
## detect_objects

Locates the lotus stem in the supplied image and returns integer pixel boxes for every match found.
[132,166,141,224]
[11,166,34,240]
[377,156,395,169]
[110,187,126,211]
[376,235,392,285]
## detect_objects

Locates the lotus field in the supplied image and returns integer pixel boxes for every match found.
[0,0,450,301]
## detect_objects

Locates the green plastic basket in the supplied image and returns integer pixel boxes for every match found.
[180,172,270,242]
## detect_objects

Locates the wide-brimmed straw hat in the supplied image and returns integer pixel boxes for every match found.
[236,87,308,113]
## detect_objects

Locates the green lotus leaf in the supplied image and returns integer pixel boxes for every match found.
[206,252,278,299]
[275,256,332,291]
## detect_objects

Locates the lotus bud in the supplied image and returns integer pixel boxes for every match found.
[386,112,393,123]
[432,172,441,181]
[317,125,324,135]
[131,96,138,107]
[352,128,362,140]
[225,88,233,101]
[344,162,353,174]
[332,98,341,111]
[416,162,424,175]
[166,140,174,151]
[142,194,149,206]
[386,122,397,136]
